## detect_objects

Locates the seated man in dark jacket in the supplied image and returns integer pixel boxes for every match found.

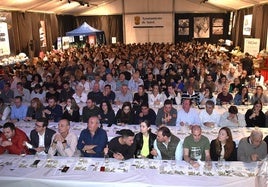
[42,96,63,122]
[135,103,156,125]
[28,117,56,155]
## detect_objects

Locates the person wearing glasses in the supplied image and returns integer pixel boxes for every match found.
[27,117,56,155]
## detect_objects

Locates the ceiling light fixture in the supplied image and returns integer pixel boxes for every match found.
[78,1,85,6]
[200,0,208,4]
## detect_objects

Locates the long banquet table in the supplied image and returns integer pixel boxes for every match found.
[0,154,259,187]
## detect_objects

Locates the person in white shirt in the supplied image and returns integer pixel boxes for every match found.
[72,84,87,104]
[219,105,246,127]
[176,98,201,128]
[199,100,220,128]
[148,84,166,108]
[78,76,91,94]
[253,69,265,86]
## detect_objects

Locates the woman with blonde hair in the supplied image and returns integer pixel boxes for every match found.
[25,97,44,121]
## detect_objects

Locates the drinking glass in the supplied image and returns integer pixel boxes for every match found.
[104,154,109,163]
[205,160,212,171]
[217,157,225,169]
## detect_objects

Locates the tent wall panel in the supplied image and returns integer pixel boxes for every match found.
[124,0,173,13]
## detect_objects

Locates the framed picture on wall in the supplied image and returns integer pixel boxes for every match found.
[212,27,223,35]
[212,18,223,27]
[212,18,223,35]
[193,17,210,38]
[178,19,189,35]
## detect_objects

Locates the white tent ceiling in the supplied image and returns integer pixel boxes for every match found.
[0,0,267,15]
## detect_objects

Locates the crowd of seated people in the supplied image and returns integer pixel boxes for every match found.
[0,42,268,161]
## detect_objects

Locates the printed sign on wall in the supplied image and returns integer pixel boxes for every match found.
[243,14,252,36]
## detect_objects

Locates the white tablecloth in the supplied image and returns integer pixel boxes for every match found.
[0,155,259,187]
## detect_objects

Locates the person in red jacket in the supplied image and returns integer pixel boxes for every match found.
[0,122,29,155]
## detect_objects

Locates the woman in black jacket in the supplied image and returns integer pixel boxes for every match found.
[210,127,237,161]
[99,100,116,126]
[115,102,135,125]
[245,100,266,127]
[62,97,80,122]
[134,120,157,159]
[26,98,44,121]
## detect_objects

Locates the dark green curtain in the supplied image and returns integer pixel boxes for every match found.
[231,4,268,50]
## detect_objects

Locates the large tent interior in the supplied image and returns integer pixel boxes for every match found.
[0,0,267,57]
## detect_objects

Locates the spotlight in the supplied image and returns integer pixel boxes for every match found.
[78,1,85,6]
[200,0,208,4]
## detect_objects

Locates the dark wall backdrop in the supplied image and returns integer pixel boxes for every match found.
[8,11,123,57]
[11,12,59,57]
[3,3,268,57]
[175,13,230,44]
